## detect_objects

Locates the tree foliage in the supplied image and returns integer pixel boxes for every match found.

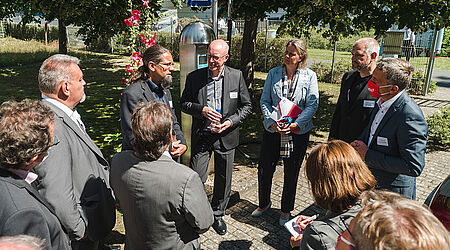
[279,0,449,41]
[219,0,283,87]
[0,0,183,53]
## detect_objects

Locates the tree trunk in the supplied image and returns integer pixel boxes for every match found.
[58,19,68,54]
[240,17,258,89]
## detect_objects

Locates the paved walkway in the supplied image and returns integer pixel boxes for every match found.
[109,70,450,250]
[198,70,450,249]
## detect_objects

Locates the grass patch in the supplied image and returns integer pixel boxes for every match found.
[0,37,342,163]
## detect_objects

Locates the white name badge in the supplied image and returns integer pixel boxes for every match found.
[230,92,238,99]
[363,100,376,108]
[299,74,309,81]
[377,136,389,147]
[169,101,173,108]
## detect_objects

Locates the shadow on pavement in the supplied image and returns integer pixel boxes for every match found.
[218,240,252,249]
[229,199,293,249]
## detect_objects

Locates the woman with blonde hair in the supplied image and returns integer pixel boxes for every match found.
[291,140,376,249]
[253,39,319,225]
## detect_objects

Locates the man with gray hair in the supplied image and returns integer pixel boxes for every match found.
[329,38,379,142]
[351,58,428,199]
[0,235,46,250]
[33,54,115,249]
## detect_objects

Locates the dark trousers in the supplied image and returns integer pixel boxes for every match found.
[257,130,309,213]
[190,134,235,218]
[71,239,98,250]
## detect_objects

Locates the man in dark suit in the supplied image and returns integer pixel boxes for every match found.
[111,101,213,249]
[34,54,115,249]
[0,99,70,250]
[329,38,379,142]
[180,39,252,235]
[120,45,186,158]
[351,58,428,200]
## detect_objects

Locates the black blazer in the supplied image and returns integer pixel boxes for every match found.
[0,169,70,250]
[181,66,252,150]
[329,70,377,143]
[120,79,187,151]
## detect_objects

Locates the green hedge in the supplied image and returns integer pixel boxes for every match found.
[310,61,352,84]
[427,107,450,148]
[110,32,353,73]
[3,22,59,42]
[408,69,437,95]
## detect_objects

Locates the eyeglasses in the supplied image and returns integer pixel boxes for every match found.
[157,62,174,69]
[207,54,227,61]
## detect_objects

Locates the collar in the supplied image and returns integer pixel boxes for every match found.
[163,151,171,158]
[377,90,404,111]
[146,78,164,96]
[208,67,225,80]
[5,168,38,184]
[42,94,75,118]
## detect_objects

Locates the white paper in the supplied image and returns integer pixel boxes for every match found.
[269,109,281,121]
[284,215,303,238]
[278,98,295,117]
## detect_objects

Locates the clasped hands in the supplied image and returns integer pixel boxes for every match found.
[271,122,298,135]
[202,106,231,133]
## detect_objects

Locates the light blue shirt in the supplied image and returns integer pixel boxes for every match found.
[260,66,319,134]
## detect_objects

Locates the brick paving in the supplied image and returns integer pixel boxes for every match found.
[110,71,450,250]
[197,71,450,249]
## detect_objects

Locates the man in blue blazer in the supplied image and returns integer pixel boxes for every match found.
[351,58,428,199]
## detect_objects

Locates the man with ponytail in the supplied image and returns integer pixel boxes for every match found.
[120,45,187,158]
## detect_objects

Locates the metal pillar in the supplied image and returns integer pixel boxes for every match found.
[226,0,233,66]
[330,41,337,83]
[264,19,268,72]
[212,0,218,37]
[424,26,439,96]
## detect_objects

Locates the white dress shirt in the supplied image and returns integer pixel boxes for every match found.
[368,90,404,146]
[41,94,87,134]
[6,168,38,184]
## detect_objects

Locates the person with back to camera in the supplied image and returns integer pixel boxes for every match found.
[335,190,450,250]
[290,140,376,249]
[111,101,214,249]
[252,39,319,226]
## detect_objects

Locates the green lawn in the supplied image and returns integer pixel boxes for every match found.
[1,37,443,247]
[3,36,446,161]
[0,37,343,162]
[308,48,450,71]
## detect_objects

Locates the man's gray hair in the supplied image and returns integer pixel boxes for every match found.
[376,58,414,91]
[0,235,45,250]
[355,38,380,60]
[38,54,80,94]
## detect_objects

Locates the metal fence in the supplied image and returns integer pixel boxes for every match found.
[1,17,439,95]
